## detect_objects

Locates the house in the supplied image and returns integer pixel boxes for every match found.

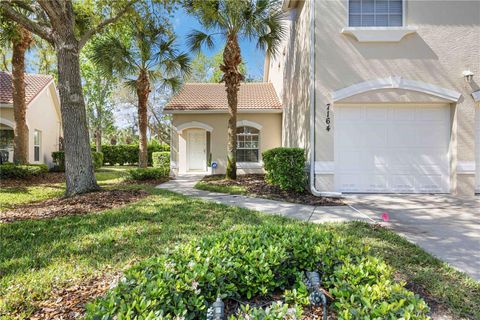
[264,0,479,196]
[164,83,282,175]
[166,0,480,196]
[0,71,62,167]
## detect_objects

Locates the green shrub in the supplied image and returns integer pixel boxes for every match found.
[152,151,170,175]
[52,151,104,171]
[95,144,170,166]
[262,147,306,192]
[92,152,104,169]
[0,163,48,179]
[85,225,429,319]
[126,167,168,180]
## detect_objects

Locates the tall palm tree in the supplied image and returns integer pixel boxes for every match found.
[187,0,286,179]
[0,17,34,164]
[91,19,190,168]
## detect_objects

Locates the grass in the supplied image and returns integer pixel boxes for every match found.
[0,171,478,319]
[0,166,135,211]
[195,180,247,195]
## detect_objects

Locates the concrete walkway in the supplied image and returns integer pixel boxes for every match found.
[157,174,369,223]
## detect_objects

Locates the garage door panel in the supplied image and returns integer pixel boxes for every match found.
[334,104,450,193]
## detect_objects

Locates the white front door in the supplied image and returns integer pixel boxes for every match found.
[334,104,450,193]
[187,129,206,171]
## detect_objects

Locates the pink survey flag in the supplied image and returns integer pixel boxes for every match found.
[381,212,390,222]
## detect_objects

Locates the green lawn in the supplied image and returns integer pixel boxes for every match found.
[195,180,247,195]
[0,166,134,211]
[0,179,478,318]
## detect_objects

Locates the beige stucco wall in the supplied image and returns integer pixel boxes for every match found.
[171,113,282,175]
[0,83,61,167]
[312,0,480,195]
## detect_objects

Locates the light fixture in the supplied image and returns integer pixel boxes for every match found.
[207,297,225,320]
[463,70,474,82]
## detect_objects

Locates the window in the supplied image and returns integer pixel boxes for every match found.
[349,0,403,27]
[34,130,41,162]
[236,126,259,163]
[0,129,14,150]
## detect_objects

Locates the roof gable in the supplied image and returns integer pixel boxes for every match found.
[164,83,282,111]
[0,71,54,105]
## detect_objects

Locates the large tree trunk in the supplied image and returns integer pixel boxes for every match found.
[220,33,244,180]
[12,27,33,164]
[137,70,150,168]
[55,32,99,196]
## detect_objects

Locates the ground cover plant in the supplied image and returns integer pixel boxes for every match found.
[86,224,429,319]
[195,174,344,206]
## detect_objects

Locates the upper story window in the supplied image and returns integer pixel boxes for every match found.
[236,126,259,163]
[349,0,403,27]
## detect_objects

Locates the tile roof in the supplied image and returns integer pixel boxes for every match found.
[0,71,54,105]
[164,83,282,111]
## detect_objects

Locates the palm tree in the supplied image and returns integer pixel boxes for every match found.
[91,19,190,168]
[0,17,34,164]
[186,0,285,179]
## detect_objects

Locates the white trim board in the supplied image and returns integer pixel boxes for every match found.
[175,121,213,133]
[314,161,334,174]
[237,120,263,130]
[457,161,475,175]
[332,76,461,102]
[341,27,417,42]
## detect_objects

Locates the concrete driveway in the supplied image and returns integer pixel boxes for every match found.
[347,194,480,281]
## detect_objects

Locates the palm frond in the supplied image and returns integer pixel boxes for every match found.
[159,76,183,93]
[89,35,133,78]
[186,29,216,53]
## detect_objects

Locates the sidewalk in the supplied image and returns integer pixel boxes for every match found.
[157,174,370,224]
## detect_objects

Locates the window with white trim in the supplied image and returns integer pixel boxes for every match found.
[34,130,41,162]
[349,0,403,27]
[236,126,259,162]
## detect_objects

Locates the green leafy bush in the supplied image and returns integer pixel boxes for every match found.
[52,151,104,171]
[126,167,168,180]
[85,225,429,319]
[91,152,104,169]
[152,151,170,175]
[262,148,306,192]
[96,144,170,166]
[0,163,48,179]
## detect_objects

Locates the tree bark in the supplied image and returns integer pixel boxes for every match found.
[12,27,33,164]
[55,30,99,195]
[137,70,150,168]
[220,33,244,180]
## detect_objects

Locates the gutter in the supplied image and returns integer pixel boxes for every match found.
[308,0,342,198]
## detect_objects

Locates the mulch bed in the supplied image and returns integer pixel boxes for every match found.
[0,189,149,223]
[0,172,66,188]
[202,174,345,206]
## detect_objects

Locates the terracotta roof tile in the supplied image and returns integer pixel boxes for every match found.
[165,83,282,111]
[0,71,53,105]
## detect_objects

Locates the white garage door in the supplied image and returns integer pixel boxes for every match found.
[334,104,450,193]
[476,107,480,193]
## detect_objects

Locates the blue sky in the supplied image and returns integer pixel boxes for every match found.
[171,6,266,80]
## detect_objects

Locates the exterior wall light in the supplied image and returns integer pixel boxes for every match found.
[207,297,225,320]
[463,70,474,83]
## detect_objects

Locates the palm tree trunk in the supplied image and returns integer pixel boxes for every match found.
[137,70,150,168]
[220,33,244,180]
[12,26,33,164]
[55,30,99,196]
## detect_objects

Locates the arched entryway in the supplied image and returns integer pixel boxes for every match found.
[0,119,15,163]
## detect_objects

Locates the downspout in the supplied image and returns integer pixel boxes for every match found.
[308,0,342,198]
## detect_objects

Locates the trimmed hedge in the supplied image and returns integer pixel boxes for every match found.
[97,144,170,166]
[262,147,306,192]
[126,167,168,181]
[0,163,48,179]
[85,224,429,319]
[152,151,170,175]
[52,151,103,171]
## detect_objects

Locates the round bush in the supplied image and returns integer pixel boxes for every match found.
[85,225,429,319]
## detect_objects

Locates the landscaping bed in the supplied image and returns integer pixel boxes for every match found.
[196,174,345,206]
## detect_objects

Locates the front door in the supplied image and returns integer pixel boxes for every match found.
[187,129,206,171]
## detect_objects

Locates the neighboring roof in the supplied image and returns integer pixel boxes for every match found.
[0,71,54,105]
[164,83,282,112]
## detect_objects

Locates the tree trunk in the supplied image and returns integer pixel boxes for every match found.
[137,70,150,168]
[55,33,99,196]
[95,127,102,152]
[220,33,244,180]
[12,27,33,164]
